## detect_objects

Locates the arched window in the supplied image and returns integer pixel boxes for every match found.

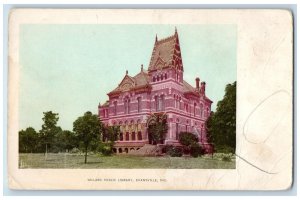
[161,74,163,80]
[124,97,130,114]
[165,73,167,79]
[119,132,123,141]
[155,96,159,111]
[157,75,160,81]
[113,101,117,115]
[194,103,196,116]
[138,132,142,140]
[158,95,165,111]
[176,122,179,140]
[153,76,156,82]
[205,107,210,117]
[137,97,141,113]
[200,104,203,117]
[132,132,136,141]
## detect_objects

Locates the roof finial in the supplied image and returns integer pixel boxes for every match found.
[141,64,143,71]
[126,70,128,75]
[175,26,178,35]
[155,34,158,43]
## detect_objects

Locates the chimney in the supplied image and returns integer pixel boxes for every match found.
[201,82,206,94]
[195,77,200,90]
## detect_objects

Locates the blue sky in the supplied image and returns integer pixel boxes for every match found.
[19,24,236,131]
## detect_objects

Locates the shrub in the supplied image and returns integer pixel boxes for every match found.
[99,143,114,156]
[70,147,80,154]
[216,145,235,154]
[222,154,232,162]
[179,132,198,146]
[190,143,205,158]
[166,146,183,157]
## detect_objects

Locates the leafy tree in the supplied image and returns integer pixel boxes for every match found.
[206,81,236,153]
[148,114,168,145]
[73,111,102,164]
[54,130,78,153]
[19,127,38,153]
[102,125,120,142]
[39,111,61,155]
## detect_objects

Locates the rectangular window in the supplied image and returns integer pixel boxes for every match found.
[158,96,162,111]
[114,102,117,115]
[124,99,130,114]
[176,123,179,140]
[155,96,159,111]
[138,132,142,140]
[137,97,141,113]
[161,95,165,111]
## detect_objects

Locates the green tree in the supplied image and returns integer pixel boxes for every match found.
[19,127,38,153]
[102,125,120,142]
[73,111,102,164]
[54,130,78,153]
[148,114,168,145]
[39,111,61,155]
[206,81,236,153]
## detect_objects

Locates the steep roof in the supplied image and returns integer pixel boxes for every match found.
[183,80,196,93]
[133,69,149,86]
[148,29,183,72]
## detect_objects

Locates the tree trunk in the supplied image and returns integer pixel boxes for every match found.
[45,143,48,160]
[84,145,88,164]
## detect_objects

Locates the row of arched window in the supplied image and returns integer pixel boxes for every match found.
[119,131,143,141]
[152,73,167,82]
[112,96,142,116]
[173,95,209,118]
[112,119,141,126]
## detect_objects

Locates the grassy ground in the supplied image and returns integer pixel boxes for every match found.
[19,153,235,169]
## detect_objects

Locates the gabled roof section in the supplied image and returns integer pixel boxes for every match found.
[101,100,109,107]
[133,69,149,86]
[108,72,135,95]
[108,68,150,96]
[148,28,183,72]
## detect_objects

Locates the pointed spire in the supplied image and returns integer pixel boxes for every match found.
[155,34,158,43]
[175,26,178,35]
[141,64,143,71]
[126,70,128,75]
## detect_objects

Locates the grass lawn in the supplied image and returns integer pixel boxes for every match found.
[19,153,235,169]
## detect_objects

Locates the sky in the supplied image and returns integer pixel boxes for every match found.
[19,24,236,131]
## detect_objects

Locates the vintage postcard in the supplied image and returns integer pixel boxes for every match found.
[8,9,293,190]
